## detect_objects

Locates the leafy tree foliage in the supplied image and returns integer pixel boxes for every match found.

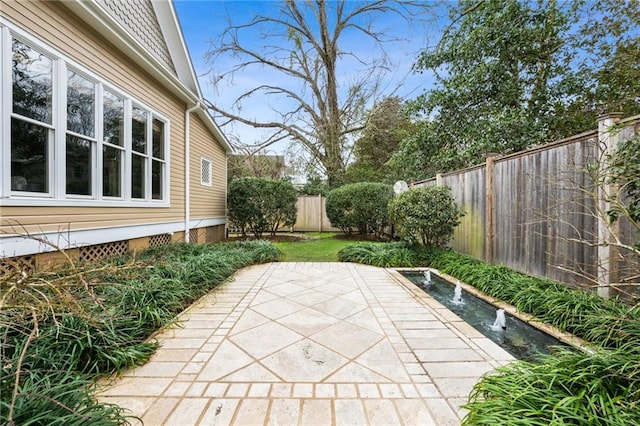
[608,135,640,225]
[408,0,574,172]
[325,182,393,237]
[389,185,464,247]
[393,0,640,181]
[227,178,297,237]
[297,174,330,196]
[345,97,415,184]
[570,0,640,122]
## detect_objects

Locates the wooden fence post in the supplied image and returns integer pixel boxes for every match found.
[596,112,622,298]
[485,154,497,264]
[436,173,443,186]
[319,194,323,232]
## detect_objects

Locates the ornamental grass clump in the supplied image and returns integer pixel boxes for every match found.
[1,240,279,425]
[338,243,416,267]
[463,345,640,425]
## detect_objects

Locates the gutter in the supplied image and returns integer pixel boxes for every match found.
[185,102,201,242]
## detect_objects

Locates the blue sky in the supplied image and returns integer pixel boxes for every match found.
[174,1,443,155]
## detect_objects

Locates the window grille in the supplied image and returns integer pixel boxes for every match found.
[201,157,212,186]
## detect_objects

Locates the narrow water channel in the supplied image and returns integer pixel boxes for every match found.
[402,271,569,359]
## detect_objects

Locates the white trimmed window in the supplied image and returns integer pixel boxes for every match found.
[1,26,169,206]
[201,157,212,187]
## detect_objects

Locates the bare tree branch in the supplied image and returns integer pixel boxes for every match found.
[204,0,427,185]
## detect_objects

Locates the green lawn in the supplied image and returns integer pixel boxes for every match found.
[274,232,381,262]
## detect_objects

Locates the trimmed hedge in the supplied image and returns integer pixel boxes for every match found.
[227,177,297,237]
[388,185,464,247]
[325,182,393,237]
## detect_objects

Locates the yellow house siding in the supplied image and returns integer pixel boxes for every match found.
[2,1,193,238]
[189,115,227,219]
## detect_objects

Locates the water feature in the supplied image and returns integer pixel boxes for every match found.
[490,309,507,331]
[452,280,464,305]
[402,271,569,359]
[423,269,432,285]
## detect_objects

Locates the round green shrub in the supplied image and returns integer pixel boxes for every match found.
[227,177,297,237]
[325,182,394,237]
[389,185,464,247]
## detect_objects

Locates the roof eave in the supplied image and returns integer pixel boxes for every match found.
[63,1,232,153]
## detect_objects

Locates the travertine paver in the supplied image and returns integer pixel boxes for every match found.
[98,263,514,425]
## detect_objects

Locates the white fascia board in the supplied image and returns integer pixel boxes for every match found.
[64,1,197,104]
[149,2,234,154]
[151,0,202,98]
[1,217,227,257]
[65,1,233,153]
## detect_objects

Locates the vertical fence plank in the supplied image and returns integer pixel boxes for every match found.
[411,114,639,297]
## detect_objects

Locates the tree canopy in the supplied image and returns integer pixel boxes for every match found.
[392,0,640,180]
[345,96,415,184]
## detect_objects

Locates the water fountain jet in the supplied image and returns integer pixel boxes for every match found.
[452,280,464,305]
[422,269,432,285]
[490,308,507,331]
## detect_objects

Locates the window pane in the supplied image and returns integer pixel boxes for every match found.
[104,91,124,146]
[152,160,163,200]
[67,70,95,137]
[103,145,122,197]
[132,107,147,154]
[152,118,164,159]
[66,135,92,195]
[12,39,53,124]
[11,118,48,193]
[131,154,145,199]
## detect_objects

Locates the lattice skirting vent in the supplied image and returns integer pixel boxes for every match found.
[189,228,199,244]
[0,255,36,276]
[149,233,172,247]
[79,240,128,262]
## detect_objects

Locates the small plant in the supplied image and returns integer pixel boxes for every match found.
[388,185,464,247]
[325,182,393,237]
[227,177,297,237]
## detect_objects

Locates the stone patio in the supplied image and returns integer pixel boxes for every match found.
[97,262,514,425]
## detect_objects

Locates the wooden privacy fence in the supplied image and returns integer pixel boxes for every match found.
[414,113,640,298]
[292,195,340,232]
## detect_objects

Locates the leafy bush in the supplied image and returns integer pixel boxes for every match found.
[388,185,464,247]
[1,240,279,424]
[325,182,393,237]
[227,177,298,237]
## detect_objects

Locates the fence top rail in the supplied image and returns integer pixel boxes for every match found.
[412,129,598,186]
[493,129,598,164]
[413,163,485,186]
[620,113,640,125]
